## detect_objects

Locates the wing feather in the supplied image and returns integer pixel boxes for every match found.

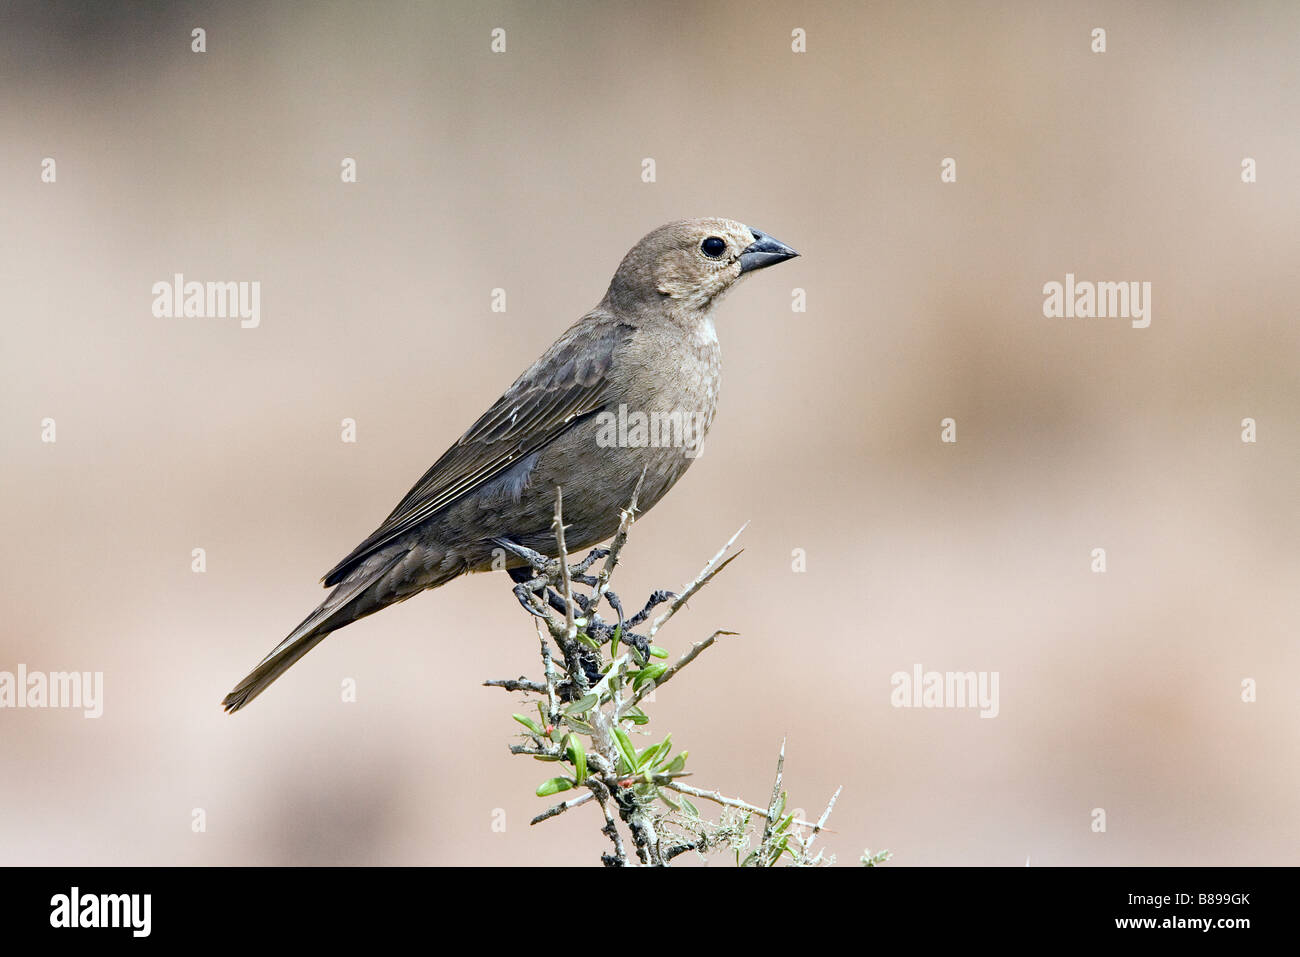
[321,318,633,586]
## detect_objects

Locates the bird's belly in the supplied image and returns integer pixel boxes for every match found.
[518,414,707,550]
[443,331,721,568]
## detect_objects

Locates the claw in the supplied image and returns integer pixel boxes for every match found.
[513,582,550,619]
[604,589,627,649]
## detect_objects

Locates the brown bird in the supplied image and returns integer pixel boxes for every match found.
[222,218,798,712]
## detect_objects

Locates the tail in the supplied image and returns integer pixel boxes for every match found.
[221,620,336,713]
[222,550,408,714]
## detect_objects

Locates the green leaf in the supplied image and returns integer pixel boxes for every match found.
[770,792,787,821]
[620,706,650,726]
[536,777,574,797]
[632,663,666,690]
[612,727,638,773]
[648,645,668,659]
[665,752,688,774]
[640,733,673,770]
[655,733,672,763]
[562,716,594,735]
[512,713,543,735]
[565,693,598,715]
[563,734,587,786]
[682,798,698,818]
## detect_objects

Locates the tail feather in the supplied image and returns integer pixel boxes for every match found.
[222,550,407,713]
[221,623,335,713]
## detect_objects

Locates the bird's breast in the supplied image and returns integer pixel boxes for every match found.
[621,321,720,444]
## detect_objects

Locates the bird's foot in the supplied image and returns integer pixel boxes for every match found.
[543,587,591,618]
[573,547,609,575]
[512,580,550,619]
[495,540,608,587]
[621,629,652,664]
[601,589,629,656]
[626,589,676,628]
[577,651,603,688]
[498,539,664,664]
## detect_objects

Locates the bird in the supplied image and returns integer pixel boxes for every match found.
[222,218,798,712]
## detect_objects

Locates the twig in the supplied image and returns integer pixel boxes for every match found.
[803,785,843,855]
[647,522,748,640]
[626,629,737,710]
[539,621,559,725]
[759,737,787,855]
[589,779,628,866]
[662,781,824,830]
[530,790,595,825]
[591,469,646,619]
[483,677,548,694]
[551,487,578,642]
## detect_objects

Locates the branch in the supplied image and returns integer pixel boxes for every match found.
[626,629,736,711]
[647,522,748,640]
[486,492,868,865]
[662,780,824,830]
[530,791,595,825]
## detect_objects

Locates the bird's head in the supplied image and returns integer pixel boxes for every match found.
[604,218,799,317]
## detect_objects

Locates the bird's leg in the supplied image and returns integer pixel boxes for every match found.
[497,536,665,664]
[507,566,550,619]
[576,648,603,687]
[497,538,558,619]
[615,589,675,663]
[495,538,607,579]
[601,589,629,655]
[595,590,651,663]
[544,587,593,618]
[493,538,551,575]
[572,547,609,575]
[624,589,676,628]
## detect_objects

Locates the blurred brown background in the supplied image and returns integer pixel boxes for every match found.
[2,0,1297,866]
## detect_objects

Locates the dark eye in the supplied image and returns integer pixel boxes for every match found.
[701,237,726,258]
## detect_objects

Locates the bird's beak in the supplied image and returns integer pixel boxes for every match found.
[738,228,800,273]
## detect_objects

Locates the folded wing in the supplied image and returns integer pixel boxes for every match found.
[321,317,634,586]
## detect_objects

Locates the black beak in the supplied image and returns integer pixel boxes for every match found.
[738,228,799,273]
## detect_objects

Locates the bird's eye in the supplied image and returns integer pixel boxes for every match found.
[701,237,727,258]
